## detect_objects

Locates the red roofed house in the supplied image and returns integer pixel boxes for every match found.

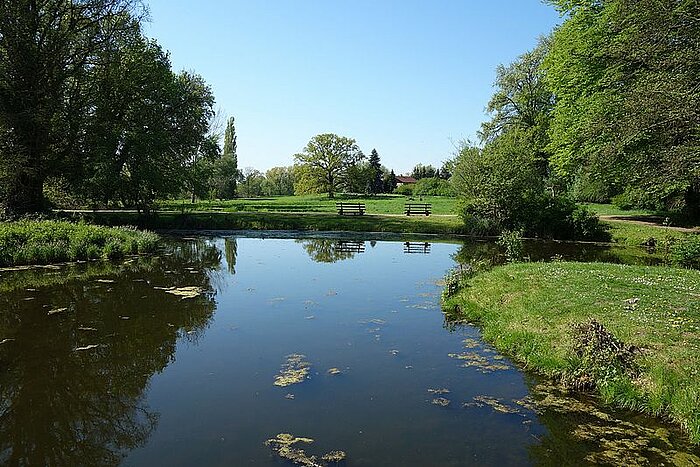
[395,176,417,187]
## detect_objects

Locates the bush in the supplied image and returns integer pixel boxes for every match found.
[457,199,502,236]
[570,171,613,203]
[395,184,415,196]
[413,178,455,197]
[672,235,700,269]
[459,194,610,241]
[497,229,525,262]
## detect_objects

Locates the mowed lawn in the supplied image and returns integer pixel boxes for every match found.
[157,194,458,216]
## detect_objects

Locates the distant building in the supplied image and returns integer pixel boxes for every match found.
[395,176,417,187]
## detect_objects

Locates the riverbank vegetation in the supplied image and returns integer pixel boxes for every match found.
[0,220,159,267]
[442,261,700,442]
[448,0,699,238]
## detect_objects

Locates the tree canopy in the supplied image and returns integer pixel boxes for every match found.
[0,0,218,215]
[293,133,363,198]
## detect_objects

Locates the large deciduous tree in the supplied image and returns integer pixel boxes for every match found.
[544,0,700,214]
[293,133,363,198]
[0,0,142,216]
[80,31,215,210]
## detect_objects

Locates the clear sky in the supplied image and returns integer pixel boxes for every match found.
[144,1,561,175]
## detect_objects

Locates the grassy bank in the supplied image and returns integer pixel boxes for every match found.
[56,210,466,235]
[0,220,159,267]
[443,261,700,442]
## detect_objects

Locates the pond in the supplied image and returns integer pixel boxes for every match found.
[0,234,698,466]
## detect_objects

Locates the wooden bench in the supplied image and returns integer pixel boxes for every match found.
[404,203,431,216]
[336,202,366,216]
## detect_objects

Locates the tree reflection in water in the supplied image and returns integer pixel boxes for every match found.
[0,240,221,466]
[297,239,365,263]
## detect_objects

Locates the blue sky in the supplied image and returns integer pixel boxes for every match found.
[144,1,561,174]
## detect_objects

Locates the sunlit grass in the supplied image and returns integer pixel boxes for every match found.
[0,220,159,267]
[444,261,700,442]
[156,194,458,216]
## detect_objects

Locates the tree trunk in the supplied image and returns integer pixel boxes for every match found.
[3,172,45,217]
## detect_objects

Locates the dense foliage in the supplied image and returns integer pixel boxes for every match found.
[544,0,700,216]
[452,0,699,237]
[0,1,221,215]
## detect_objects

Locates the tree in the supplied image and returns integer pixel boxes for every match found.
[215,117,239,199]
[344,160,374,194]
[410,164,438,180]
[238,167,265,198]
[0,0,143,216]
[293,134,363,198]
[480,38,553,143]
[263,166,295,196]
[545,0,700,215]
[368,149,383,194]
[384,170,398,193]
[78,33,215,211]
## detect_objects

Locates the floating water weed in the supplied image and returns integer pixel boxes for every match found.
[431,397,451,407]
[465,396,520,414]
[274,354,311,387]
[265,433,346,466]
[160,286,204,299]
[448,352,510,373]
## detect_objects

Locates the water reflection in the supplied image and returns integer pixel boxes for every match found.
[296,239,365,263]
[0,240,221,465]
[403,242,431,254]
[224,238,238,275]
[451,239,661,267]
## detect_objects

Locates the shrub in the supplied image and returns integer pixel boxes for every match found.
[395,184,415,196]
[570,171,613,203]
[672,235,700,269]
[413,178,455,197]
[459,194,609,241]
[497,229,524,262]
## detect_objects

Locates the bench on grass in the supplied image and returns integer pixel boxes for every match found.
[336,202,366,216]
[404,203,431,216]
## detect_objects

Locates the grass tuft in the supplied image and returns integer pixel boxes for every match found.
[0,220,159,267]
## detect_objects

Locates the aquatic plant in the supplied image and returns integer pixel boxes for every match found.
[496,229,525,262]
[274,354,311,387]
[431,397,451,407]
[265,433,346,466]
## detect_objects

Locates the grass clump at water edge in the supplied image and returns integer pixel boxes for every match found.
[0,219,160,267]
[441,261,700,443]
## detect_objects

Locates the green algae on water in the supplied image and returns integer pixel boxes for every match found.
[274,354,311,387]
[431,397,451,407]
[464,396,520,414]
[265,433,346,466]
[448,351,511,373]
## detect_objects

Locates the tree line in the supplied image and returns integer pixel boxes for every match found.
[450,0,699,239]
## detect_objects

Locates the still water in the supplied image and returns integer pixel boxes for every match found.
[0,235,697,466]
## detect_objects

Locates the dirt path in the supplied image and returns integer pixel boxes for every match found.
[600,215,700,233]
